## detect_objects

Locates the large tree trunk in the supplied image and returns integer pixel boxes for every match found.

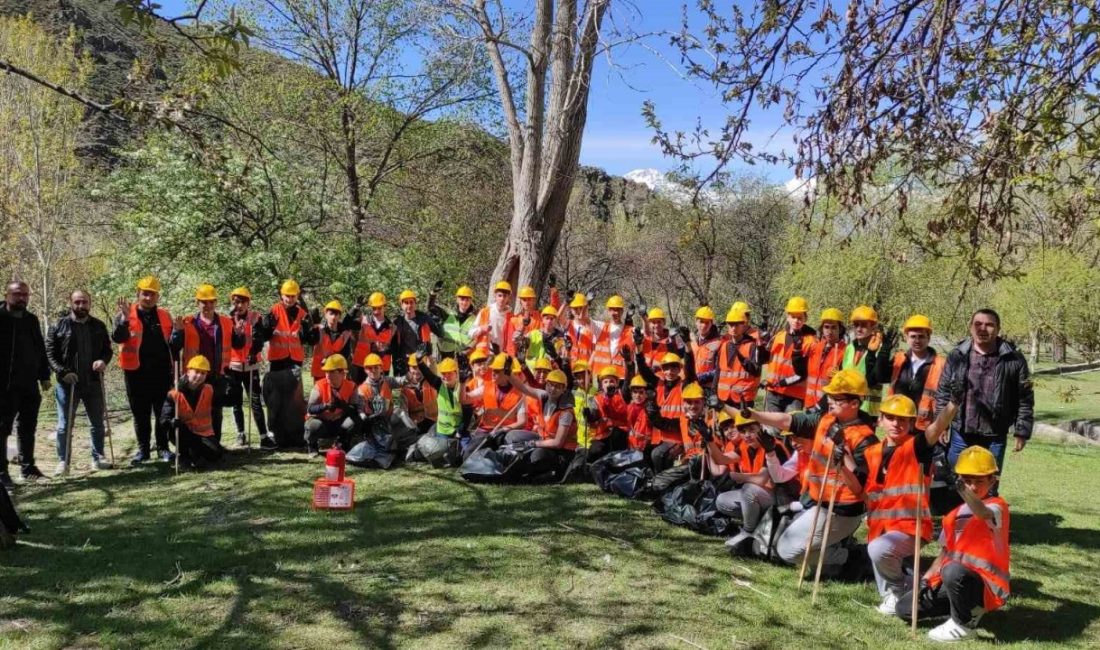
[1028,329,1039,366]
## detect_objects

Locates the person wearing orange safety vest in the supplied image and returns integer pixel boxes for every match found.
[632,306,673,371]
[558,291,596,365]
[507,367,579,478]
[885,315,945,433]
[690,306,724,381]
[169,284,245,443]
[304,353,364,454]
[112,276,176,464]
[713,413,790,547]
[761,296,817,413]
[583,366,631,461]
[862,394,940,617]
[309,301,357,381]
[712,306,762,407]
[748,369,877,575]
[842,304,897,417]
[469,281,516,355]
[627,342,697,473]
[356,352,406,441]
[587,295,635,380]
[160,355,223,469]
[804,308,847,411]
[646,382,720,497]
[226,287,267,447]
[257,280,319,372]
[391,289,443,376]
[624,375,652,451]
[399,352,439,438]
[462,353,529,459]
[461,349,491,436]
[351,292,395,381]
[895,446,1010,643]
[507,284,551,356]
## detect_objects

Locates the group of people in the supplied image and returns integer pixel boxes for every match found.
[0,276,1034,642]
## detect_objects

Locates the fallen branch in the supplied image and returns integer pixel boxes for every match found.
[163,562,184,587]
[556,522,630,547]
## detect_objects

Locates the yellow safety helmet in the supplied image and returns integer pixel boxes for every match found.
[407,354,420,367]
[734,413,757,428]
[493,280,512,294]
[571,359,589,374]
[398,289,417,302]
[879,394,917,418]
[903,314,933,333]
[280,279,300,296]
[954,445,999,476]
[546,369,568,386]
[785,296,809,314]
[518,286,537,300]
[597,366,620,380]
[321,354,348,372]
[363,353,383,368]
[368,292,387,308]
[681,382,705,401]
[820,307,844,324]
[822,368,869,397]
[186,355,211,372]
[489,353,521,373]
[569,292,588,309]
[659,352,683,367]
[533,357,554,372]
[629,375,648,389]
[731,301,751,314]
[724,306,749,324]
[606,295,626,309]
[717,411,733,426]
[850,305,879,323]
[455,285,475,299]
[468,349,488,363]
[324,300,343,313]
[695,306,716,321]
[541,305,559,317]
[194,284,217,301]
[230,286,252,300]
[647,307,666,321]
[136,276,162,293]
[437,357,459,374]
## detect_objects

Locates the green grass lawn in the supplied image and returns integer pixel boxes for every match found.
[1031,370,1100,425]
[2,423,1099,649]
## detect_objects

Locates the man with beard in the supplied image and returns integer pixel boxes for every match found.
[0,281,50,485]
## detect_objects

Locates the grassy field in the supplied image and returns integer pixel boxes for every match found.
[2,419,1100,649]
[1031,370,1100,425]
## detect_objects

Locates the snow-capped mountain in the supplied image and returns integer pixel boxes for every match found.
[624,167,813,203]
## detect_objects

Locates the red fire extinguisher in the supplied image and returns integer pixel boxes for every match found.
[325,443,346,481]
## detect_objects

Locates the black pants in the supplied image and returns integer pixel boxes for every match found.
[205,374,227,442]
[175,424,224,468]
[0,386,42,474]
[587,427,628,463]
[305,417,358,451]
[646,441,683,474]
[528,447,574,476]
[226,368,266,436]
[125,369,171,453]
[895,562,987,627]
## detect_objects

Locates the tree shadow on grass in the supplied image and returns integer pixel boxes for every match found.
[984,577,1100,643]
[1009,512,1100,551]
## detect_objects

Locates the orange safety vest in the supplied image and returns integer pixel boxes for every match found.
[229,311,262,370]
[626,402,651,449]
[403,382,438,424]
[692,336,723,377]
[268,303,305,363]
[805,339,847,409]
[929,496,1011,611]
[888,352,946,431]
[567,320,595,363]
[171,384,214,437]
[737,441,767,474]
[864,436,933,542]
[654,381,684,444]
[717,336,759,402]
[310,329,354,380]
[308,378,357,421]
[357,379,393,417]
[118,305,173,371]
[590,392,629,441]
[590,323,633,380]
[506,311,540,355]
[353,318,394,371]
[804,414,876,506]
[642,334,669,370]
[536,400,578,450]
[182,313,234,373]
[474,307,514,354]
[481,385,523,429]
[465,374,487,409]
[765,330,815,400]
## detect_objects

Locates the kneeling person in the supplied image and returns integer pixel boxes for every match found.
[508,368,578,477]
[410,356,475,466]
[304,354,362,454]
[162,356,223,468]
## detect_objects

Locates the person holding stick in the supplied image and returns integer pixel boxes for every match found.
[160,355,223,470]
[739,369,877,577]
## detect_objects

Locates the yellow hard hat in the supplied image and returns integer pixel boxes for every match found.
[407,354,420,367]
[717,411,732,425]
[695,306,716,321]
[489,353,521,373]
[820,307,845,324]
[437,357,459,374]
[597,366,620,380]
[606,295,626,309]
[850,305,879,323]
[493,280,512,294]
[955,445,999,476]
[533,357,554,372]
[518,286,537,300]
[194,284,217,301]
[368,292,387,308]
[546,369,568,386]
[734,413,757,428]
[280,279,300,296]
[455,285,475,299]
[136,276,162,293]
[659,352,683,367]
[570,292,587,309]
[321,354,348,372]
[398,289,417,302]
[363,353,383,368]
[785,296,809,314]
[541,305,559,317]
[324,300,343,313]
[822,368,869,397]
[186,355,211,372]
[903,314,933,333]
[681,382,705,400]
[230,286,252,300]
[647,307,666,321]
[732,301,751,313]
[468,349,488,363]
[880,394,917,418]
[724,306,749,324]
[629,375,648,389]
[571,359,589,374]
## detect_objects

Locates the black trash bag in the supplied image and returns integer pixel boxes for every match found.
[0,483,28,549]
[346,434,396,469]
[607,467,651,499]
[590,449,651,498]
[262,367,306,447]
[460,448,506,483]
[655,479,736,537]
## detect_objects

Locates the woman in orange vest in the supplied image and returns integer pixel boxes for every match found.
[804,308,847,411]
[309,300,357,381]
[304,353,364,454]
[895,446,1010,642]
[761,296,817,413]
[160,355,223,469]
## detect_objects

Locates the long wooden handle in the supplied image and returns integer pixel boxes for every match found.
[798,449,833,590]
[811,474,842,605]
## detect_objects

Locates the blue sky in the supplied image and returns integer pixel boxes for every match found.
[157,1,792,181]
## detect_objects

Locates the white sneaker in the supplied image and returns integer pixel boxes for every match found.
[928,618,973,642]
[876,592,899,616]
[53,461,68,477]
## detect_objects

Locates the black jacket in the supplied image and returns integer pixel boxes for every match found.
[45,314,113,383]
[0,301,49,391]
[935,338,1034,439]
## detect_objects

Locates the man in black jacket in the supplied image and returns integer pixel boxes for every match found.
[0,281,51,486]
[935,309,1034,476]
[46,290,114,474]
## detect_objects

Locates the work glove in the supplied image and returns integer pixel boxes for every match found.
[310,307,322,325]
[691,419,712,443]
[677,325,691,344]
[459,366,472,383]
[632,327,645,347]
[61,372,78,385]
[490,342,501,355]
[946,375,967,404]
[562,336,573,352]
[585,290,595,304]
[882,326,899,352]
[415,343,430,361]
[645,401,661,421]
[830,440,847,466]
[953,475,969,494]
[706,392,721,411]
[522,314,531,329]
[758,431,777,453]
[791,333,804,358]
[432,280,444,295]
[370,395,386,415]
[582,407,599,423]
[739,396,752,420]
[354,295,366,310]
[502,355,515,376]
[548,273,557,289]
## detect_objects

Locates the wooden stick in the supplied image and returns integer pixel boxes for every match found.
[174,361,180,475]
[466,399,523,457]
[912,475,925,635]
[798,449,833,590]
[102,377,116,466]
[811,472,841,605]
[62,382,77,476]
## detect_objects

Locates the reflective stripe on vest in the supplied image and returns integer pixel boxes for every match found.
[229,311,261,370]
[931,496,1011,610]
[642,336,669,369]
[654,382,684,443]
[182,314,234,373]
[353,319,394,370]
[311,329,353,379]
[118,305,172,371]
[268,303,305,363]
[590,323,632,379]
[842,343,881,415]
[481,386,522,429]
[805,340,846,409]
[765,331,813,399]
[888,352,945,430]
[436,384,463,435]
[692,336,723,376]
[568,321,595,362]
[717,337,759,402]
[172,385,214,437]
[805,414,876,506]
[308,378,356,421]
[864,436,933,541]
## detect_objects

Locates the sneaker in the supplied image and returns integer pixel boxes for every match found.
[876,592,899,616]
[92,459,114,471]
[236,432,247,446]
[928,618,973,642]
[260,435,278,450]
[53,461,69,477]
[131,449,150,466]
[21,465,45,481]
[0,472,14,489]
[159,449,177,463]
[308,445,320,458]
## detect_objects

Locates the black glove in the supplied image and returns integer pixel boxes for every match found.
[502,355,514,376]
[706,392,720,410]
[432,280,444,294]
[548,273,557,289]
[677,325,691,343]
[738,396,751,420]
[331,396,347,412]
[791,333,804,357]
[691,419,712,443]
[883,326,899,352]
[415,343,430,361]
[632,327,644,347]
[831,440,846,465]
[758,431,777,453]
[490,342,501,355]
[459,366,472,383]
[947,375,966,404]
[522,315,531,329]
[645,401,661,420]
[582,407,599,422]
[310,307,322,324]
[953,475,968,494]
[355,295,366,310]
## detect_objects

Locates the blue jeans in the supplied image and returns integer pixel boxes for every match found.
[55,382,106,462]
[947,427,1007,474]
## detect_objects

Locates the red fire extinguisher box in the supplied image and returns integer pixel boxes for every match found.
[312,478,355,510]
